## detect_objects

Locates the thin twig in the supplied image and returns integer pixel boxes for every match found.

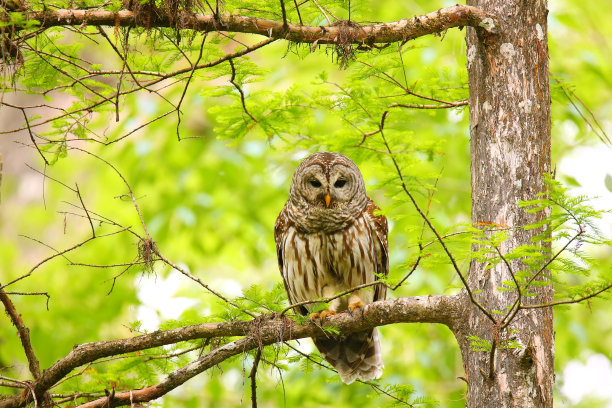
[0,228,130,290]
[279,0,288,31]
[312,0,340,25]
[492,245,521,328]
[97,26,143,89]
[51,363,92,388]
[553,77,610,146]
[229,59,258,123]
[360,60,467,106]
[488,336,497,378]
[153,249,257,318]
[176,35,207,140]
[75,183,95,238]
[69,147,151,239]
[389,101,468,109]
[284,343,415,407]
[249,348,262,408]
[377,110,496,323]
[292,0,303,25]
[521,280,612,309]
[3,291,51,311]
[21,109,48,165]
[501,227,584,329]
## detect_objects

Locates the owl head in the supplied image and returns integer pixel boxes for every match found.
[287,152,367,231]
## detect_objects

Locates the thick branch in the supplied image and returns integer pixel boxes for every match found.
[0,295,460,408]
[22,5,497,44]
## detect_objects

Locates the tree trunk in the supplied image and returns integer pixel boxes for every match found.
[457,0,554,406]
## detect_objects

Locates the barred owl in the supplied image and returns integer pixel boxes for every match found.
[274,152,388,384]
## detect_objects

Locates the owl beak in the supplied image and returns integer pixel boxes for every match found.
[324,194,332,208]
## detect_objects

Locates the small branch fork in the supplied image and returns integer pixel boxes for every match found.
[1,37,276,138]
[18,5,498,44]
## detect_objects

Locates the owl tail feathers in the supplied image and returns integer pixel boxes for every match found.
[313,328,383,385]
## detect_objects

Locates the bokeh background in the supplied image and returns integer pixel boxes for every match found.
[1,0,611,406]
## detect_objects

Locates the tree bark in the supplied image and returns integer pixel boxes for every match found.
[459,0,554,407]
[16,6,496,43]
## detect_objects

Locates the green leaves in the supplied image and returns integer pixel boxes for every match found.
[467,335,491,352]
[1,1,611,407]
[239,283,287,313]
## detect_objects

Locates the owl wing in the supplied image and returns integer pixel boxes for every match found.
[274,205,305,314]
[364,197,389,302]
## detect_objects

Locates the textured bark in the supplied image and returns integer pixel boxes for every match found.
[17,5,497,43]
[459,0,554,407]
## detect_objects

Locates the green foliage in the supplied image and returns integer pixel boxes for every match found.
[239,282,287,313]
[452,174,612,306]
[1,0,611,407]
[467,335,491,352]
[519,175,612,300]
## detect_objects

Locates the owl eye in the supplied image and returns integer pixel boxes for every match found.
[334,179,347,188]
[310,180,322,188]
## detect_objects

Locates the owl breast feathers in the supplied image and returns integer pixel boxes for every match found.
[274,152,389,384]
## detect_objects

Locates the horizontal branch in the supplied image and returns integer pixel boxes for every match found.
[390,100,468,109]
[0,295,461,408]
[520,280,612,309]
[21,5,497,44]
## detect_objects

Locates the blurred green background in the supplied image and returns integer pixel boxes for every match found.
[1,0,611,406]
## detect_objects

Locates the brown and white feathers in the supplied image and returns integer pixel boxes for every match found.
[274,152,389,384]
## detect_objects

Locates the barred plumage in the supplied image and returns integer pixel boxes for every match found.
[275,152,388,384]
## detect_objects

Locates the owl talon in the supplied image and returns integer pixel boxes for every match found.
[319,309,337,321]
[309,310,336,323]
[348,301,365,316]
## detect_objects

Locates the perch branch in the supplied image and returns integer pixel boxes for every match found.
[18,5,497,44]
[0,295,460,408]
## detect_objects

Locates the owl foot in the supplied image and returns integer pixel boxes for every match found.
[309,309,337,323]
[348,300,365,316]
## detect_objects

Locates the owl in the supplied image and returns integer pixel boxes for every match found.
[274,152,389,384]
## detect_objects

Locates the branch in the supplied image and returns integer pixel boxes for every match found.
[521,280,612,309]
[249,348,262,408]
[0,228,131,291]
[0,295,460,408]
[0,37,275,136]
[153,247,258,318]
[228,58,257,123]
[0,288,41,380]
[376,110,497,323]
[21,5,497,44]
[389,100,468,109]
